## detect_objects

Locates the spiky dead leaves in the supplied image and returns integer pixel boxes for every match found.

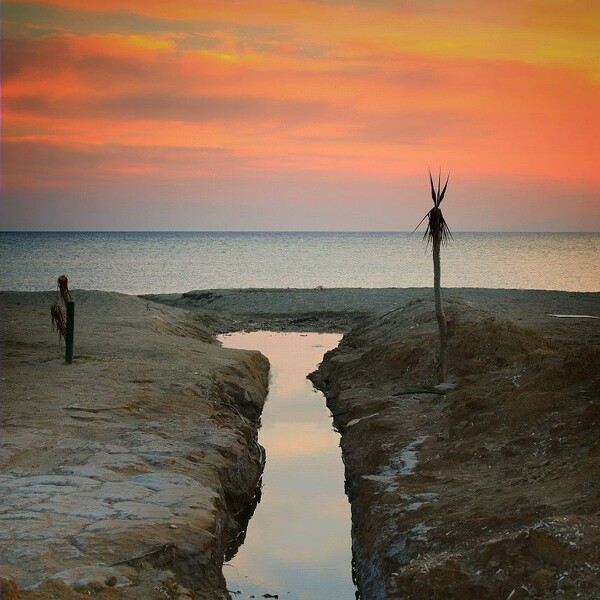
[413,170,452,246]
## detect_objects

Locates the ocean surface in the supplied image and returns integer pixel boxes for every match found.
[1,232,598,294]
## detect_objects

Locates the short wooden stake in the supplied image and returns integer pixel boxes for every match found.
[65,301,74,364]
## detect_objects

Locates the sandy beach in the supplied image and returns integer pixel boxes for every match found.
[5,0,599,597]
[1,287,599,599]
[144,287,600,333]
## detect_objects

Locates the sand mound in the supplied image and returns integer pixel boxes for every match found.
[313,296,599,599]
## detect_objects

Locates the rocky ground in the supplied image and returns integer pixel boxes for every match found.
[0,291,269,600]
[310,294,599,599]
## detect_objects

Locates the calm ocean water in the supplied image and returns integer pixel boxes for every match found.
[1,232,598,294]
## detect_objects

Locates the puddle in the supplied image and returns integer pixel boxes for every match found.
[546,314,599,319]
[218,332,357,599]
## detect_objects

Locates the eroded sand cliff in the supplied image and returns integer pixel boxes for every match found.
[311,296,599,599]
[1,291,269,599]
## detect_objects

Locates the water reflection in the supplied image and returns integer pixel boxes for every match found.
[224,479,262,563]
[219,332,357,600]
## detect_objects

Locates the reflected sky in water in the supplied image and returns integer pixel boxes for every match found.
[218,332,356,600]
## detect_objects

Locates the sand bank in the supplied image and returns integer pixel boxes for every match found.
[0,291,268,599]
[310,294,599,599]
[144,287,599,333]
[2,287,598,599]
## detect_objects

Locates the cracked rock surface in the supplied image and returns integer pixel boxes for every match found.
[1,291,269,599]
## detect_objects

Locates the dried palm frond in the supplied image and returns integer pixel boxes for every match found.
[57,274,73,303]
[413,169,452,246]
[51,302,66,344]
[424,206,452,246]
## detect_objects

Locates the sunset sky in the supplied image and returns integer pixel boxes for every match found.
[2,0,599,231]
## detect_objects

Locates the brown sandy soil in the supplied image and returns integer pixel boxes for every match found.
[0,291,269,600]
[310,295,599,599]
[3,287,599,600]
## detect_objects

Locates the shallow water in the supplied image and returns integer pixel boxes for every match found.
[218,332,356,600]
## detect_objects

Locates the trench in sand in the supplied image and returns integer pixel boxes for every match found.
[218,331,358,600]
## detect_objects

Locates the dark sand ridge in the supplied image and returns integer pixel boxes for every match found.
[143,287,600,333]
[2,287,599,599]
[309,294,599,599]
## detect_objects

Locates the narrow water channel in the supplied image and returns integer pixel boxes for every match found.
[218,332,357,600]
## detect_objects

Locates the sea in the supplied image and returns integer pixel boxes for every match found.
[1,232,598,294]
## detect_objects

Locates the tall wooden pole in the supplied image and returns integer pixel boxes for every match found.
[58,275,74,364]
[433,233,447,382]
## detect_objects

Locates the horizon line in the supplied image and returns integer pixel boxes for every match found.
[2,230,599,235]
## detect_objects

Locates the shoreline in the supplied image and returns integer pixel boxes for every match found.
[2,287,599,599]
[143,287,600,334]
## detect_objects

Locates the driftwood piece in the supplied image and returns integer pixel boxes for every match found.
[52,275,75,362]
[50,303,66,343]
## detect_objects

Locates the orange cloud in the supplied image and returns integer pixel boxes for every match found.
[2,0,599,230]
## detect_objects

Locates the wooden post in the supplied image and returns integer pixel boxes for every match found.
[65,301,74,364]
